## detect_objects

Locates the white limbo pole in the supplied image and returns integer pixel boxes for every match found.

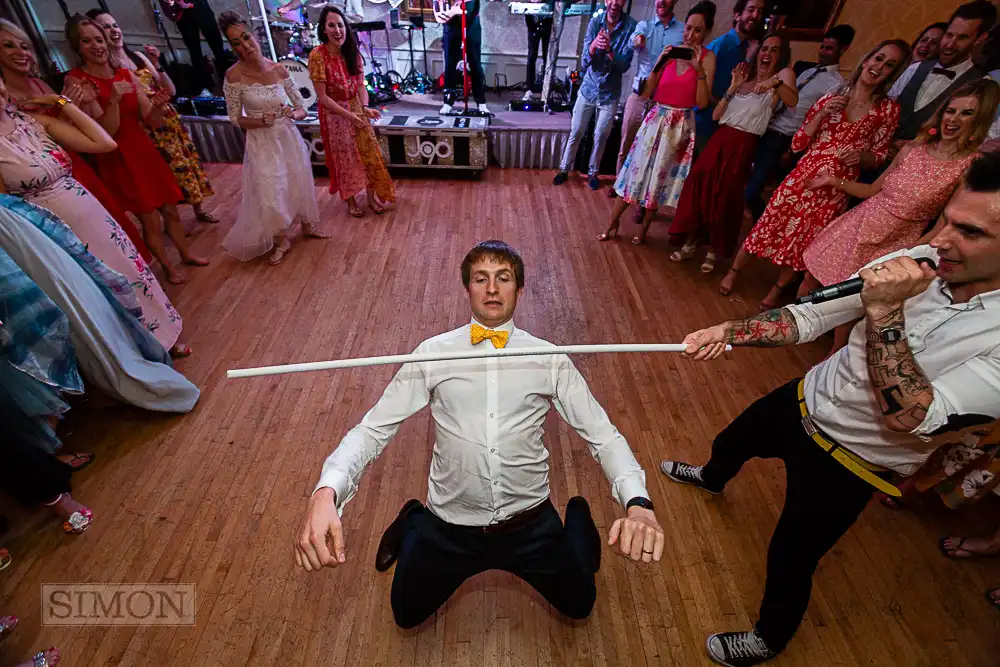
[257,0,278,61]
[226,343,731,379]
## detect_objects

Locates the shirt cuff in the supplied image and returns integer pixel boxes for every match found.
[615,474,650,509]
[313,469,352,514]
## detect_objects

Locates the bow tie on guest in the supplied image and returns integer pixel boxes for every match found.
[471,323,510,349]
[931,66,956,79]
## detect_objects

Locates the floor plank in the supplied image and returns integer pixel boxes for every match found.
[1,165,998,667]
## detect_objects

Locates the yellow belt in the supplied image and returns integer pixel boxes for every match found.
[797,380,901,498]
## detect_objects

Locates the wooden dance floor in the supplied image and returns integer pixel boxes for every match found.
[1,166,997,666]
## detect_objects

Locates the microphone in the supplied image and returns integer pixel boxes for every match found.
[795,257,937,305]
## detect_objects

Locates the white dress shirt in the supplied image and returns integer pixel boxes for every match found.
[787,245,1000,476]
[315,318,649,526]
[889,59,976,111]
[769,64,845,137]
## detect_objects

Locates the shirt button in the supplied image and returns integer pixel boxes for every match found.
[908,333,916,339]
[490,381,496,386]
[490,448,496,453]
[493,480,498,486]
[489,413,494,418]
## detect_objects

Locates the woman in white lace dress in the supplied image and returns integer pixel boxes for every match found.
[218,11,329,265]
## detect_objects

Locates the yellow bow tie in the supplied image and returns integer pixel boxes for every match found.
[471,323,510,349]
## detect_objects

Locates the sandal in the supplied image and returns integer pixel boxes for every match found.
[0,548,10,572]
[268,242,291,266]
[670,243,696,262]
[170,343,192,358]
[1,614,19,640]
[939,536,1000,560]
[195,212,219,223]
[347,201,364,218]
[302,224,331,239]
[987,588,1000,610]
[598,224,619,242]
[62,508,93,535]
[24,647,60,667]
[369,201,386,215]
[56,453,95,472]
[878,493,906,510]
[631,235,645,245]
[719,268,739,296]
[700,250,716,274]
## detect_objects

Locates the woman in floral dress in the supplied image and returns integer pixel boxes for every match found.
[308,5,395,218]
[718,39,911,308]
[87,9,217,222]
[0,78,189,357]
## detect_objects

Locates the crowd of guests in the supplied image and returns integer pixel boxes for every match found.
[0,7,399,665]
[570,0,1000,627]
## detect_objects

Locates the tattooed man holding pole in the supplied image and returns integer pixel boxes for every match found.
[662,151,1000,667]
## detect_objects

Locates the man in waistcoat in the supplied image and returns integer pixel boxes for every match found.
[888,0,996,149]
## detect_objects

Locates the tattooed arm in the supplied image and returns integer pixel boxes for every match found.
[863,306,934,431]
[682,308,802,361]
[858,257,937,432]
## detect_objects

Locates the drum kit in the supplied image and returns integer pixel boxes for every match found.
[249,2,405,111]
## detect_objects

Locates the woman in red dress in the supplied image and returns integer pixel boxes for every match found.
[719,39,910,308]
[62,15,209,285]
[308,6,395,218]
[0,18,151,263]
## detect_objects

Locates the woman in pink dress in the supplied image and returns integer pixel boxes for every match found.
[63,15,209,285]
[718,39,911,308]
[308,6,395,218]
[0,77,190,357]
[803,80,998,288]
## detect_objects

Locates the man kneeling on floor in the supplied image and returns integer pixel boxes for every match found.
[294,240,665,628]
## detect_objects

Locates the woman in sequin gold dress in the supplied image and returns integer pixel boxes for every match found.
[803,80,998,289]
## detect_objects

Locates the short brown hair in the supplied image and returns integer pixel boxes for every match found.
[918,79,1000,151]
[461,241,524,289]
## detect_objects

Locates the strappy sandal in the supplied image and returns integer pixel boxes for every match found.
[631,235,645,245]
[987,588,1000,610]
[268,242,291,266]
[939,536,1000,560]
[369,200,386,215]
[700,250,716,273]
[28,647,61,666]
[42,494,93,535]
[0,548,10,572]
[170,343,192,358]
[302,224,331,239]
[1,614,19,640]
[56,453,95,472]
[670,243,696,262]
[598,224,619,242]
[347,201,364,218]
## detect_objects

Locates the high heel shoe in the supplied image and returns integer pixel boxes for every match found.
[700,250,716,273]
[597,225,619,242]
[670,242,696,262]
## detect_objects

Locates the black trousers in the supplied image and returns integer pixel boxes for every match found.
[700,380,884,652]
[390,499,596,628]
[443,19,485,104]
[0,433,72,507]
[525,16,552,93]
[177,0,229,93]
[743,130,794,221]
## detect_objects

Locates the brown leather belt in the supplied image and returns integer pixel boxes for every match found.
[441,499,552,534]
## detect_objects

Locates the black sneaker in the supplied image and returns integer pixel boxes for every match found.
[553,171,568,185]
[660,461,721,495]
[375,499,423,572]
[706,630,776,666]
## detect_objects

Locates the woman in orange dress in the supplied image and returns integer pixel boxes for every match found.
[307,6,395,218]
[0,18,151,263]
[62,15,209,285]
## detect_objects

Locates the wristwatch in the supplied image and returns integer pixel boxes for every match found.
[626,496,654,511]
[56,96,70,108]
[878,325,905,344]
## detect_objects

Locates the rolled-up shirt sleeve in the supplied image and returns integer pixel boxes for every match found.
[786,297,865,344]
[314,345,431,513]
[915,354,1000,436]
[551,355,649,507]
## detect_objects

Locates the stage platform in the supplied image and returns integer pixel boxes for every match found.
[179,92,577,171]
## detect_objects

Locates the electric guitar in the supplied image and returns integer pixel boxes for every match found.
[158,0,193,22]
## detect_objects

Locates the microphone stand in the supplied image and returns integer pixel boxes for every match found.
[149,0,179,63]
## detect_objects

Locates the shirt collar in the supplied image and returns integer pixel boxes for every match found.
[470,316,516,333]
[932,58,974,75]
[652,15,678,29]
